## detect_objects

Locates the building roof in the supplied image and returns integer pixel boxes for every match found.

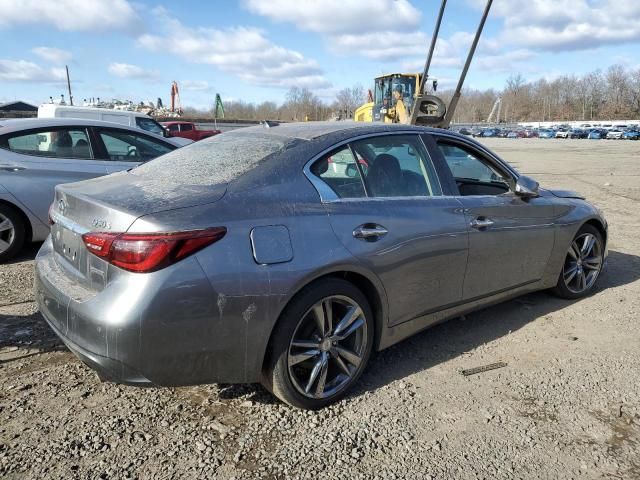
[0,101,38,112]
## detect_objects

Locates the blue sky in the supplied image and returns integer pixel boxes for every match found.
[1,0,639,110]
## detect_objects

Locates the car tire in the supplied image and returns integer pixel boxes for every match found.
[0,204,26,263]
[551,224,604,300]
[262,278,374,409]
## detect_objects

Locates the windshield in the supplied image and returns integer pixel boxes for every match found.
[136,117,166,136]
[133,131,289,186]
[373,75,415,120]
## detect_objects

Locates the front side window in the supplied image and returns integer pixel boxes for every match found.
[180,123,194,131]
[437,142,510,196]
[352,135,442,197]
[167,124,180,133]
[2,128,93,159]
[99,129,173,162]
[310,146,366,199]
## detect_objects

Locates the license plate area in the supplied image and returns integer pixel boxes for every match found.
[52,223,83,271]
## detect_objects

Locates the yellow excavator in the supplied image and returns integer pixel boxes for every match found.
[354,73,441,123]
[354,0,492,128]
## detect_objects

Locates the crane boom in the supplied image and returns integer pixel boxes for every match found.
[409,0,493,128]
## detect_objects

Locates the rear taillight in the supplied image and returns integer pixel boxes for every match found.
[82,227,226,273]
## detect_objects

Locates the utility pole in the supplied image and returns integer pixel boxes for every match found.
[65,65,74,106]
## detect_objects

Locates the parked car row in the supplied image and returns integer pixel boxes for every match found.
[0,118,182,262]
[39,105,221,143]
[457,125,640,140]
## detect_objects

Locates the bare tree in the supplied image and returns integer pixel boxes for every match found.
[334,84,366,119]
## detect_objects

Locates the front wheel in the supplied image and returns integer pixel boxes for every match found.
[262,279,374,409]
[552,224,604,299]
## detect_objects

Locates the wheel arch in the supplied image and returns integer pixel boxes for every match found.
[583,217,607,249]
[261,268,388,374]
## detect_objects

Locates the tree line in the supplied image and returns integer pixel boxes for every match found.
[443,64,640,124]
[183,64,640,123]
[182,85,366,122]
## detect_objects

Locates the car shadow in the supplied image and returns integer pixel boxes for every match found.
[222,249,640,405]
[2,250,638,406]
[4,242,43,265]
[0,309,66,365]
[353,248,640,396]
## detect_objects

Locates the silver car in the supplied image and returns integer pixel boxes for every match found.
[0,118,183,262]
[35,122,607,409]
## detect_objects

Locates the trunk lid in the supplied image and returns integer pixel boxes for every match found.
[49,170,227,288]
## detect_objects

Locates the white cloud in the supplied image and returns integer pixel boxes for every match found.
[0,0,139,32]
[243,0,420,34]
[0,59,66,83]
[181,80,212,91]
[108,62,159,80]
[475,49,537,72]
[244,0,519,77]
[470,0,640,51]
[138,8,330,89]
[31,47,72,64]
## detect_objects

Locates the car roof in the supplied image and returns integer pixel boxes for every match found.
[235,121,443,141]
[0,117,162,136]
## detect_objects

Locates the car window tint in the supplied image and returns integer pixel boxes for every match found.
[310,146,366,199]
[437,142,510,196]
[351,135,442,198]
[4,128,93,159]
[135,117,165,136]
[181,123,193,131]
[99,130,173,162]
[167,124,179,132]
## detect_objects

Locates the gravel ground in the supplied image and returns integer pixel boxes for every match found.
[1,138,639,479]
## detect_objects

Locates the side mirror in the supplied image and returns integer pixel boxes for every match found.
[345,164,359,178]
[515,175,539,198]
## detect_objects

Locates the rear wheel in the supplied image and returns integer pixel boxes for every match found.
[552,224,604,299]
[0,204,25,263]
[263,278,374,409]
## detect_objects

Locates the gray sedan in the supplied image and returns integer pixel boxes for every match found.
[34,122,607,409]
[0,118,181,261]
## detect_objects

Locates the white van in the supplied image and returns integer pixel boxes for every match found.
[37,104,191,146]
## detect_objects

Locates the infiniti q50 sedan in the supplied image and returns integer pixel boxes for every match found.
[35,122,607,409]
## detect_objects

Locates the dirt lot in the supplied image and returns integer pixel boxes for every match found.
[1,138,639,479]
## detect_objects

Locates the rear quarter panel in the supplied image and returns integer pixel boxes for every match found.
[128,171,374,382]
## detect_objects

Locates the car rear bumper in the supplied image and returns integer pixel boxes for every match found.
[43,306,152,385]
[34,236,268,386]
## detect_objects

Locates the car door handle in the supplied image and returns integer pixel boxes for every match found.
[0,164,25,172]
[353,224,388,240]
[470,217,494,229]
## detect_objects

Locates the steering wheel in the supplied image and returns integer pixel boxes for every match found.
[127,147,138,157]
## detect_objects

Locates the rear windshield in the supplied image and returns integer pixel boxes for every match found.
[133,131,289,185]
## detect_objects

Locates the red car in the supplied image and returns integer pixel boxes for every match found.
[161,121,221,141]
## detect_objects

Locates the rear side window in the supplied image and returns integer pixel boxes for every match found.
[351,135,442,197]
[1,128,93,159]
[310,146,366,199]
[133,131,289,185]
[98,129,173,162]
[181,123,194,131]
[167,124,180,133]
[135,117,165,136]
